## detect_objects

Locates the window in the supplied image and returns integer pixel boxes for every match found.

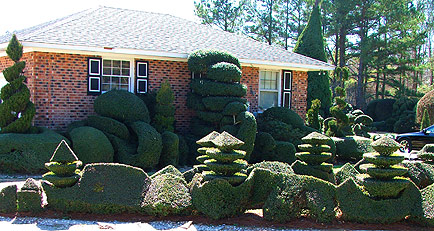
[282,71,292,108]
[259,70,280,110]
[136,61,149,94]
[87,58,102,94]
[101,59,131,92]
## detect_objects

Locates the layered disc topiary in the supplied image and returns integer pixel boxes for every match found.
[359,136,409,198]
[42,140,82,188]
[292,132,335,183]
[196,131,248,186]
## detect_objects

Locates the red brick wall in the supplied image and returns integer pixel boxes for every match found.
[0,51,308,132]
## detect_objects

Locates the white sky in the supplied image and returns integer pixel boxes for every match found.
[0,0,199,35]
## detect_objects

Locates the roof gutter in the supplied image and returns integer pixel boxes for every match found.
[0,41,335,71]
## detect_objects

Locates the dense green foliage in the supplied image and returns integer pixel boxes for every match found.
[87,115,130,140]
[332,136,373,161]
[0,128,68,173]
[0,35,35,133]
[94,90,150,123]
[326,87,351,137]
[142,173,192,216]
[69,126,114,164]
[17,178,43,213]
[0,185,17,213]
[367,99,396,122]
[159,131,179,168]
[153,80,176,132]
[306,99,321,130]
[417,89,434,125]
[187,49,241,73]
[421,108,431,130]
[414,184,434,226]
[418,144,434,163]
[403,162,434,189]
[335,163,359,185]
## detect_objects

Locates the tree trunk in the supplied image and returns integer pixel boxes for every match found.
[375,70,379,100]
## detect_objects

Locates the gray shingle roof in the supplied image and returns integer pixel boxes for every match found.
[0,6,333,70]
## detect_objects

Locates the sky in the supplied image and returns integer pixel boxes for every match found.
[0,0,199,35]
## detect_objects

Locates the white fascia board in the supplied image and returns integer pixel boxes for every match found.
[0,42,335,71]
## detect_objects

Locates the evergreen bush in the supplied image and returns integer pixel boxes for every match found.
[207,62,242,83]
[0,185,17,213]
[153,80,175,132]
[69,126,114,164]
[414,183,434,226]
[187,49,241,73]
[0,34,35,133]
[87,115,130,140]
[332,136,373,161]
[418,144,434,163]
[416,90,434,125]
[335,163,360,185]
[403,162,434,189]
[421,108,431,130]
[306,99,321,130]
[190,79,247,97]
[17,178,43,213]
[159,131,179,168]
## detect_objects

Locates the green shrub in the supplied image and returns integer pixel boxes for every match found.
[418,144,434,163]
[187,49,241,73]
[190,118,215,137]
[69,126,114,164]
[366,99,395,122]
[66,120,88,133]
[127,121,162,170]
[177,134,190,166]
[332,136,373,161]
[393,111,417,133]
[207,62,242,83]
[159,131,179,168]
[0,185,17,213]
[94,90,150,123]
[190,79,247,97]
[250,132,276,163]
[403,162,434,189]
[17,178,42,213]
[0,34,35,133]
[336,178,421,223]
[306,99,321,130]
[43,163,151,214]
[136,90,157,120]
[416,90,434,125]
[259,107,305,129]
[263,174,336,223]
[153,80,175,132]
[151,165,183,179]
[202,96,247,112]
[247,161,294,175]
[190,172,253,219]
[223,101,247,116]
[0,128,68,173]
[421,108,432,130]
[273,141,296,164]
[196,110,223,123]
[142,173,192,216]
[292,160,335,183]
[413,183,434,226]
[87,115,130,140]
[236,111,257,161]
[335,163,359,185]
[186,93,206,111]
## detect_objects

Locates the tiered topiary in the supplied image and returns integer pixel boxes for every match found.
[17,178,43,212]
[306,99,321,130]
[153,80,175,133]
[0,34,36,133]
[42,140,82,188]
[325,87,352,137]
[196,131,248,186]
[292,132,335,183]
[359,136,409,198]
[187,49,256,160]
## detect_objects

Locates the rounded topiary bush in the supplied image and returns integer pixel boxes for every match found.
[259,107,305,129]
[366,99,396,122]
[417,89,434,125]
[94,90,150,123]
[207,62,242,83]
[187,49,241,73]
[159,131,179,168]
[87,115,130,140]
[69,126,114,164]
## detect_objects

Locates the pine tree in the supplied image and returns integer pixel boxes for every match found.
[0,34,35,133]
[293,3,332,115]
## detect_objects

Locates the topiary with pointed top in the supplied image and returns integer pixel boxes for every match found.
[358,136,409,198]
[196,131,248,186]
[42,140,82,188]
[0,34,35,133]
[292,132,335,183]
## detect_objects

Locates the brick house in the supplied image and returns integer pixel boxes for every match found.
[0,6,333,133]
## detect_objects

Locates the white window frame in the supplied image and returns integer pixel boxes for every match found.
[137,79,148,94]
[258,70,281,111]
[101,58,134,93]
[88,59,101,75]
[136,62,148,78]
[88,76,101,92]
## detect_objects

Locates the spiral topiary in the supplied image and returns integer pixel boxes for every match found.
[292,132,335,183]
[306,99,321,130]
[196,131,248,186]
[153,80,175,133]
[0,34,35,133]
[358,136,409,198]
[42,140,82,188]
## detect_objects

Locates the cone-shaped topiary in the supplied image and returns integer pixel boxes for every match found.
[292,132,335,183]
[42,140,82,188]
[17,178,43,212]
[0,34,35,133]
[420,108,431,130]
[153,80,176,133]
[359,136,409,198]
[187,50,256,160]
[196,131,248,186]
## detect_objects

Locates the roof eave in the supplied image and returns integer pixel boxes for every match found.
[0,42,335,71]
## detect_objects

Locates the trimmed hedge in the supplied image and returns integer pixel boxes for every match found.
[159,131,179,168]
[202,96,247,112]
[291,160,335,183]
[207,62,242,83]
[186,92,206,111]
[246,161,294,175]
[263,174,336,223]
[141,173,192,216]
[332,136,373,161]
[403,162,434,189]
[190,172,253,219]
[87,115,130,140]
[0,128,69,173]
[413,183,434,226]
[336,178,421,224]
[236,111,257,161]
[128,121,162,170]
[151,165,183,179]
[259,107,305,129]
[273,141,296,164]
[187,49,241,73]
[335,163,359,185]
[190,79,247,97]
[94,90,150,123]
[17,178,43,213]
[418,144,434,163]
[0,185,17,213]
[416,89,434,124]
[223,101,247,116]
[43,163,151,214]
[69,126,114,164]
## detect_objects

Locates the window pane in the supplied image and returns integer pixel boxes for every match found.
[102,76,110,84]
[112,68,120,75]
[103,67,111,75]
[259,91,278,110]
[260,71,278,90]
[102,84,110,91]
[122,61,130,68]
[122,68,130,76]
[112,60,121,68]
[103,60,111,68]
[120,77,129,84]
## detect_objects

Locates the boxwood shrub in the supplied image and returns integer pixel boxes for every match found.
[403,162,434,189]
[0,185,17,213]
[332,136,373,161]
[207,62,242,83]
[128,121,162,170]
[86,115,130,140]
[187,49,241,73]
[201,96,246,112]
[335,162,359,185]
[151,165,183,179]
[69,126,114,164]
[159,131,179,168]
[190,79,247,97]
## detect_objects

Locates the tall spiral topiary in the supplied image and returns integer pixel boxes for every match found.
[196,131,248,186]
[0,34,35,133]
[306,99,321,130]
[359,136,409,198]
[153,80,175,132]
[187,49,256,160]
[292,132,335,183]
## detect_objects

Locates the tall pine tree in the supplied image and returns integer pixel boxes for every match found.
[293,1,332,115]
[0,35,35,133]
